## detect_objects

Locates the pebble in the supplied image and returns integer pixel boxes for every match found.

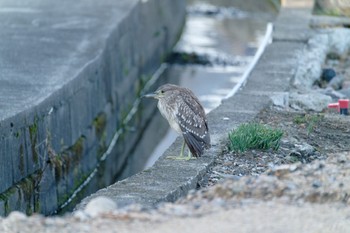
[84,196,117,218]
[73,210,89,221]
[312,180,322,188]
[6,211,27,222]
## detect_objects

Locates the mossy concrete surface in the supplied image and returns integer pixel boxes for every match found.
[0,0,185,216]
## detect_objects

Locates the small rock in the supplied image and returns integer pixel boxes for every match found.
[84,196,117,218]
[321,68,336,82]
[73,210,89,221]
[289,91,332,112]
[337,153,347,163]
[312,180,322,188]
[223,161,233,166]
[270,92,289,108]
[268,164,299,177]
[44,217,66,226]
[7,211,27,221]
[296,143,315,156]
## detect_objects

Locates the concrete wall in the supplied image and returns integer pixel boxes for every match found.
[0,0,185,216]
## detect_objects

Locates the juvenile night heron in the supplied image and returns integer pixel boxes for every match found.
[144,84,210,159]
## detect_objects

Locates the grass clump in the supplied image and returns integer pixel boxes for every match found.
[228,123,283,153]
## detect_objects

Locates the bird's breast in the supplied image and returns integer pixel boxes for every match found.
[157,100,182,134]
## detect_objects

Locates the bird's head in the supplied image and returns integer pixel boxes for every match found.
[143,84,178,100]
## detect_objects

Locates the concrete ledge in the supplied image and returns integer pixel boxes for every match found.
[76,1,314,211]
[0,0,185,216]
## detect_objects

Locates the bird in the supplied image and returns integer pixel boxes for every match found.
[143,84,210,160]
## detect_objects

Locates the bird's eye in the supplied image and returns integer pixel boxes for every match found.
[160,90,165,94]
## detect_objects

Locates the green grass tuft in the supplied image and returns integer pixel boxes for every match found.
[228,123,283,153]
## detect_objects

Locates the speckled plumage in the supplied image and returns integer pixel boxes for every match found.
[147,84,210,157]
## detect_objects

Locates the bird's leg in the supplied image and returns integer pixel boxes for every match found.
[180,140,185,157]
[187,148,192,160]
[166,140,192,160]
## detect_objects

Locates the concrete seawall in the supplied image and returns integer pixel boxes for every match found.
[0,0,185,216]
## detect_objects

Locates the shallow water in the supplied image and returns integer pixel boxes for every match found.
[145,1,277,167]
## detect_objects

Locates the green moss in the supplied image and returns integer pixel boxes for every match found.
[29,118,39,164]
[0,187,17,215]
[93,113,107,138]
[29,123,37,135]
[65,136,85,166]
[35,173,42,205]
[50,155,63,182]
[34,199,40,213]
[49,136,85,181]
[92,113,107,159]
[97,131,107,159]
[14,131,20,138]
[71,137,84,158]
[16,188,22,210]
[0,193,10,215]
[153,30,161,38]
[19,144,25,175]
[19,178,35,216]
[20,178,34,197]
[0,193,7,201]
[0,176,37,216]
[57,171,91,208]
[4,200,9,215]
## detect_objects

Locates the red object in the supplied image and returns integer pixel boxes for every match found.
[328,99,349,115]
[339,99,349,109]
[328,102,339,111]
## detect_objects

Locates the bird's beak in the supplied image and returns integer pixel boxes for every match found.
[142,92,157,98]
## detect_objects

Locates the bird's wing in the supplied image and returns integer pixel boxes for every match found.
[182,89,210,147]
[175,96,210,157]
